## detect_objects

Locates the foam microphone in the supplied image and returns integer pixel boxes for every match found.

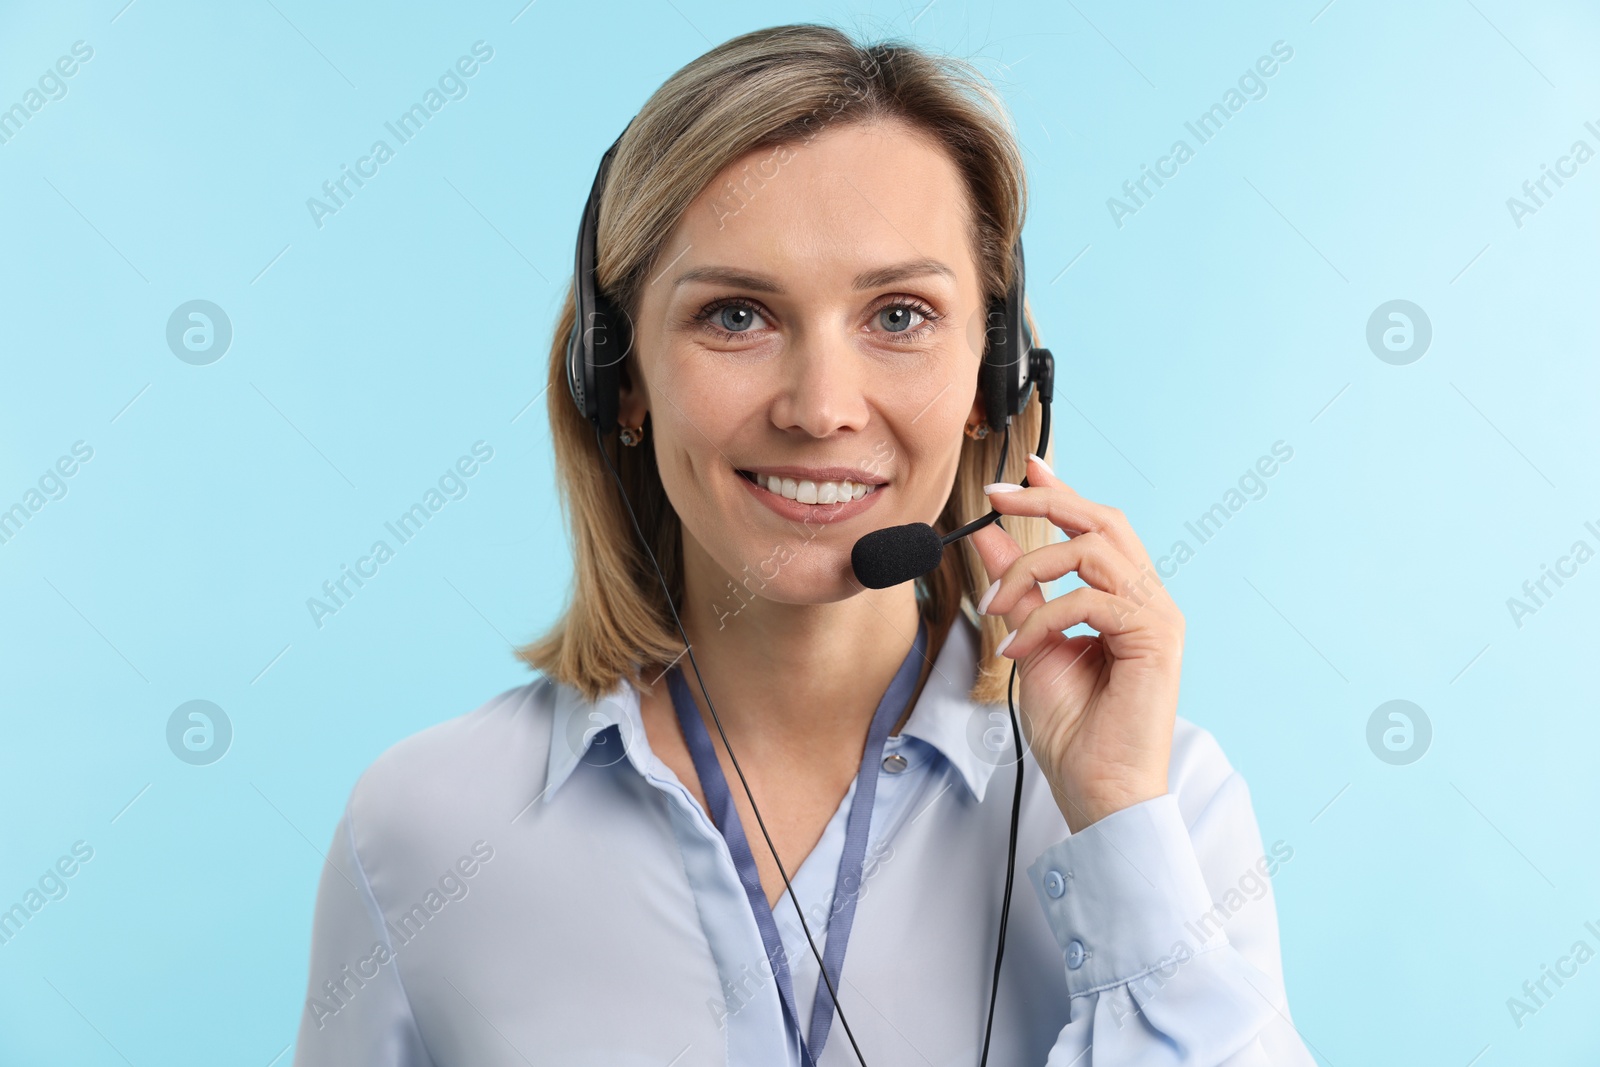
[851,523,945,589]
[849,507,1012,589]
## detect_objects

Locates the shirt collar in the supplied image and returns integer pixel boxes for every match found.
[543,612,1003,805]
[895,613,1004,803]
[542,673,650,804]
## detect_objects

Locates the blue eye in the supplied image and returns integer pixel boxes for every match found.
[878,305,921,333]
[692,296,938,343]
[718,305,757,332]
[694,299,768,337]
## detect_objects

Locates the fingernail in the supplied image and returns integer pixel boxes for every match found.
[984,482,1024,495]
[976,578,1001,615]
[995,629,1017,657]
[1028,453,1054,477]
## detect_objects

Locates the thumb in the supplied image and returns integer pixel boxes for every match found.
[969,521,1046,634]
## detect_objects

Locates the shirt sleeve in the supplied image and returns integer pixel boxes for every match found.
[1028,772,1318,1065]
[291,802,436,1067]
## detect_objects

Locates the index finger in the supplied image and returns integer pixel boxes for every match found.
[969,521,1049,635]
[984,453,1158,576]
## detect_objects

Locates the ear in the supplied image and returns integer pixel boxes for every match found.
[616,352,649,429]
[965,382,987,432]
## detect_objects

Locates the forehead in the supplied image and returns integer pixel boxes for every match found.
[666,119,977,284]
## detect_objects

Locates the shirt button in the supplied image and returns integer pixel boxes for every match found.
[1043,869,1067,898]
[881,753,908,774]
[1067,940,1086,970]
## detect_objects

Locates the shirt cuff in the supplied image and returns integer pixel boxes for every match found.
[1026,793,1226,995]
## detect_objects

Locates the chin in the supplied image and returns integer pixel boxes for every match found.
[711,543,866,608]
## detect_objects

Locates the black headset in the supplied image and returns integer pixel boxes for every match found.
[566,122,1046,442]
[563,117,1054,1067]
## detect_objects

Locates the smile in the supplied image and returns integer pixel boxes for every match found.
[736,469,879,503]
[733,465,888,524]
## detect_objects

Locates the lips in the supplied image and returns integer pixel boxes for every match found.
[736,468,880,505]
[734,465,887,523]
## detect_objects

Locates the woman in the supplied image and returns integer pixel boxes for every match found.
[293,23,1314,1067]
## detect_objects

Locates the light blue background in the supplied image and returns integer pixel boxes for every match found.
[2,0,1597,1063]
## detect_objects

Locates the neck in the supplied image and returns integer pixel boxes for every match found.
[662,536,931,765]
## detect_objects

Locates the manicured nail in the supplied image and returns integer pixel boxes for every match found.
[1028,453,1054,477]
[977,578,1001,615]
[984,482,1024,495]
[995,629,1017,657]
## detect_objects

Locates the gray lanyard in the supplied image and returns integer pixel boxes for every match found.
[668,618,928,1065]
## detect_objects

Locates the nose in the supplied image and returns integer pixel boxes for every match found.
[769,330,871,438]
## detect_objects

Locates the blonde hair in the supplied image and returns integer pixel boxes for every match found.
[518,22,1053,704]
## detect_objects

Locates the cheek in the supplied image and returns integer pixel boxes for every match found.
[932,443,970,509]
[896,428,967,521]
[651,412,713,497]
[647,384,744,504]
[902,375,977,466]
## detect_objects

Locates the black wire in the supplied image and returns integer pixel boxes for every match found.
[974,379,1053,1064]
[594,422,863,1067]
[595,380,1050,1067]
[942,395,1052,546]
[975,418,1028,1067]
[995,418,1012,486]
[978,657,1025,1066]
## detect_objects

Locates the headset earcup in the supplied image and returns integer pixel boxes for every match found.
[983,238,1031,431]
[594,357,618,437]
[565,313,591,425]
[590,296,631,436]
[981,295,1011,434]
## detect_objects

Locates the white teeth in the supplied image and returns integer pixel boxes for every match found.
[746,470,879,504]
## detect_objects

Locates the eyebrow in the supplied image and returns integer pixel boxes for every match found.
[671,258,956,293]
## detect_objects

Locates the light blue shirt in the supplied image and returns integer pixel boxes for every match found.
[292,613,1316,1065]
